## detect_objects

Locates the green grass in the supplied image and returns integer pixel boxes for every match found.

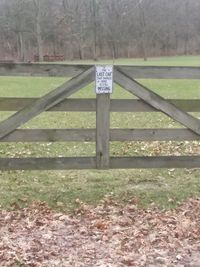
[62,55,200,66]
[0,55,199,211]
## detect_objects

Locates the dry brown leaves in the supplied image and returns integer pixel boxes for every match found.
[0,198,200,267]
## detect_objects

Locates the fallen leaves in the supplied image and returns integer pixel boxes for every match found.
[0,198,199,266]
[112,140,200,157]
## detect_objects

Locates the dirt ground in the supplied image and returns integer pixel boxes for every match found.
[0,198,199,267]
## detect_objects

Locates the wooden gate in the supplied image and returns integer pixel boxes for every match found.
[0,63,199,170]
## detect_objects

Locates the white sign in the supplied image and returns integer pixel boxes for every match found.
[95,65,113,94]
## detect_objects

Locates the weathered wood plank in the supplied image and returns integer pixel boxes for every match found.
[110,129,200,141]
[119,66,200,79]
[0,67,94,140]
[110,99,200,113]
[0,63,92,77]
[1,98,200,112]
[0,129,96,142]
[110,156,200,169]
[115,68,200,135]
[0,156,199,170]
[0,98,96,111]
[0,157,96,170]
[0,63,200,78]
[96,94,110,169]
[1,128,199,142]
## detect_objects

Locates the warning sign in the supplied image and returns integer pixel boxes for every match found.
[95,65,113,94]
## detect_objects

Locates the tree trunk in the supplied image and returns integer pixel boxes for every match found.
[92,0,98,61]
[184,0,189,55]
[138,1,147,61]
[34,0,43,61]
[18,32,25,62]
[36,16,43,61]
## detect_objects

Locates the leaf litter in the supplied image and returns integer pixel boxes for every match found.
[0,198,199,267]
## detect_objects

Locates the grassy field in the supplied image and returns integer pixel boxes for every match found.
[0,56,199,211]
[62,55,200,66]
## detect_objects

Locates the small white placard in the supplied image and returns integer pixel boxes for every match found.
[95,65,113,94]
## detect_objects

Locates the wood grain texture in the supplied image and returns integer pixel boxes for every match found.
[0,129,96,142]
[115,68,200,135]
[110,156,200,169]
[0,67,94,140]
[0,63,92,77]
[0,156,199,170]
[96,94,110,169]
[119,66,200,79]
[0,157,96,170]
[110,99,200,113]
[110,129,200,141]
[1,98,199,112]
[0,63,200,78]
[0,128,199,142]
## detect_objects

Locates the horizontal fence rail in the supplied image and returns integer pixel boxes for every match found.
[119,66,200,79]
[0,98,200,112]
[0,63,92,77]
[0,157,96,170]
[0,129,199,142]
[0,63,200,79]
[0,64,199,170]
[0,156,199,170]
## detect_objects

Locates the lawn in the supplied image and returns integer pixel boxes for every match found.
[0,55,199,211]
[62,55,200,66]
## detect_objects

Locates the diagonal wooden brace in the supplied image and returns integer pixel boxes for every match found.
[0,67,94,140]
[114,67,200,136]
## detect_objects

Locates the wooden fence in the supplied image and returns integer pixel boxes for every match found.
[0,63,199,170]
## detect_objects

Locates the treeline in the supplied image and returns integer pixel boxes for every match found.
[0,0,200,61]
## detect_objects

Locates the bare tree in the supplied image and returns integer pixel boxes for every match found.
[138,0,147,60]
[0,0,200,61]
[32,0,43,61]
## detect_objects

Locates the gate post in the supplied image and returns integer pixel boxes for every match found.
[96,94,110,169]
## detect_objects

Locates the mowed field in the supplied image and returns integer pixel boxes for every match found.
[0,55,200,211]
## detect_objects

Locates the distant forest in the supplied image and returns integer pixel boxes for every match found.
[0,0,200,61]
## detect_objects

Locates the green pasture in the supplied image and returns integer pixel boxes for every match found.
[0,56,199,211]
[63,55,200,66]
